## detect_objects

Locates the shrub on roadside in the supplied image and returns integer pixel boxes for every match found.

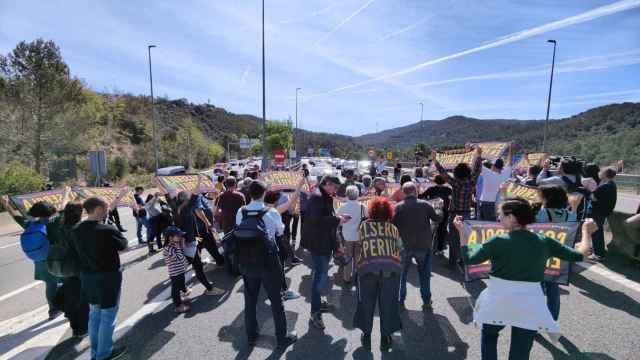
[0,162,47,196]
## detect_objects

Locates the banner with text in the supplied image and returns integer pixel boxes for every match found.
[461,221,579,285]
[9,189,81,217]
[499,180,541,204]
[156,175,216,194]
[514,153,547,171]
[261,171,310,192]
[436,142,510,169]
[73,187,135,207]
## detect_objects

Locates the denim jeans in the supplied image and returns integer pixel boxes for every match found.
[481,324,536,360]
[310,255,330,314]
[89,299,120,360]
[541,282,560,321]
[136,216,150,243]
[400,250,432,305]
[592,215,607,257]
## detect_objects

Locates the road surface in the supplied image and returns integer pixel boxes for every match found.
[0,211,639,360]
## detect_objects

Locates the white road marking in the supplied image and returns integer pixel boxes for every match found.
[0,304,70,360]
[576,261,640,294]
[0,242,19,249]
[0,281,42,303]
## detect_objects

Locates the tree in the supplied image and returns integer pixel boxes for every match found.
[265,120,293,153]
[0,39,84,173]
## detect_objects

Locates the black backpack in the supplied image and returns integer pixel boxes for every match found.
[46,226,80,278]
[233,208,272,271]
[561,176,591,221]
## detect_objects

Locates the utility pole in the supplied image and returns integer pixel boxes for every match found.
[542,39,557,153]
[147,45,159,173]
[260,0,268,171]
[295,87,301,158]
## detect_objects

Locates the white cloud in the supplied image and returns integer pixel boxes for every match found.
[313,0,376,47]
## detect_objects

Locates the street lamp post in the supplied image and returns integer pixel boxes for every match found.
[295,87,301,158]
[542,39,557,153]
[419,102,424,134]
[147,44,159,174]
[260,0,268,171]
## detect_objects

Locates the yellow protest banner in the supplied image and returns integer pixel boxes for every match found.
[514,153,547,170]
[73,187,135,207]
[156,175,216,194]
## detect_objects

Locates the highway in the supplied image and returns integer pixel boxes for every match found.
[0,206,638,359]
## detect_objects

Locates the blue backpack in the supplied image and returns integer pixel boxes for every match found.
[20,222,50,262]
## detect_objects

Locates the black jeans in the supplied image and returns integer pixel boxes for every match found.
[186,252,213,291]
[481,324,537,360]
[592,214,607,257]
[199,232,225,265]
[354,272,402,337]
[108,208,123,230]
[434,211,449,252]
[61,276,89,334]
[148,215,164,250]
[170,273,187,306]
[282,213,300,249]
[479,202,497,221]
[243,267,287,342]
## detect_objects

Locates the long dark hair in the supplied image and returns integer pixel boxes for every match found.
[583,163,600,185]
[62,203,83,228]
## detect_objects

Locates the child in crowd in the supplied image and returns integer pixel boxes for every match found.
[163,226,192,313]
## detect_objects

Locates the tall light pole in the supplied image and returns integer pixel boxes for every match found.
[260,0,268,171]
[295,87,301,158]
[147,44,159,174]
[542,39,557,153]
[419,102,424,134]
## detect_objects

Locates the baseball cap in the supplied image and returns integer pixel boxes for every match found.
[163,226,186,238]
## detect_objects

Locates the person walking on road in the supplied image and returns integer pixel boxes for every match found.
[234,181,297,349]
[420,174,452,254]
[71,197,128,360]
[453,198,596,360]
[175,191,225,296]
[336,185,366,284]
[133,186,149,245]
[302,175,349,330]
[162,226,192,314]
[432,148,482,268]
[215,177,246,234]
[589,167,618,261]
[393,182,442,311]
[354,197,404,352]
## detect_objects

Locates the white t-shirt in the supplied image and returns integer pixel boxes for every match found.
[337,200,365,242]
[479,166,512,202]
[235,201,284,241]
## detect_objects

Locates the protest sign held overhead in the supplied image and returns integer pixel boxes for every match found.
[461,221,580,284]
[8,189,80,217]
[261,171,309,191]
[156,174,216,194]
[73,187,135,207]
[435,141,509,169]
[514,152,547,170]
[499,180,541,204]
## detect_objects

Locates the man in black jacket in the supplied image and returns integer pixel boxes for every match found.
[589,167,618,261]
[301,175,349,329]
[72,197,128,360]
[393,182,442,311]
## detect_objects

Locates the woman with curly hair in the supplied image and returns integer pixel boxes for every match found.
[353,197,404,352]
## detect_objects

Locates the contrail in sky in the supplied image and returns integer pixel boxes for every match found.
[312,0,640,97]
[314,0,376,47]
[411,49,640,88]
[379,17,429,41]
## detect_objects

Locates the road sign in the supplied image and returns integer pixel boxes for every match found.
[273,149,286,164]
[386,150,393,161]
[239,138,251,149]
[319,148,331,157]
[88,150,107,177]
[289,150,297,159]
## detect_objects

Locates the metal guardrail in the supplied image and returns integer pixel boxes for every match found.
[616,174,640,194]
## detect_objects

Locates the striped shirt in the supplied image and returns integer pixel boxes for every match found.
[163,244,188,277]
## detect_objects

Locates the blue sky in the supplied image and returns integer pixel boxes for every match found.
[1,0,639,136]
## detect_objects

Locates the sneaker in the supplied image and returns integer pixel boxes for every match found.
[105,346,127,360]
[48,310,62,321]
[282,290,301,301]
[361,333,371,350]
[205,287,225,296]
[380,335,393,352]
[182,287,192,299]
[72,330,88,338]
[290,257,303,266]
[277,333,298,349]
[175,304,190,313]
[310,312,325,330]
[422,301,433,312]
[319,300,332,313]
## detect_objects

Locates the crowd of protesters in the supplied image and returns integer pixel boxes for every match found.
[7,145,625,360]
